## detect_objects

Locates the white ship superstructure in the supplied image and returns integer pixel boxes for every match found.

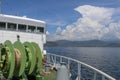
[0,14,46,50]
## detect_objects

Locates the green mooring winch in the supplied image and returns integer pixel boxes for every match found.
[0,40,43,80]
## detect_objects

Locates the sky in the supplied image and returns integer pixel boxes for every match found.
[1,0,120,41]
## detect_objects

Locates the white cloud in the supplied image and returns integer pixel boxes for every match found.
[56,27,62,35]
[47,5,120,41]
[75,5,114,24]
[46,31,50,35]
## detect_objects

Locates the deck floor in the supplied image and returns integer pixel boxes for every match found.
[42,70,57,80]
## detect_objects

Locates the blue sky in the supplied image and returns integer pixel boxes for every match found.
[1,0,120,41]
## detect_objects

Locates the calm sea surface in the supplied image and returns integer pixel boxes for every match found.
[45,47,120,80]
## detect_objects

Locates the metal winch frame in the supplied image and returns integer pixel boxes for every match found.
[0,40,43,80]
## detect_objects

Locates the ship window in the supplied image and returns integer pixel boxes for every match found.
[8,23,16,30]
[37,27,44,33]
[18,24,26,31]
[0,22,6,29]
[28,25,36,32]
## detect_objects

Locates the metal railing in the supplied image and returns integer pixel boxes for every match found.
[46,53,116,80]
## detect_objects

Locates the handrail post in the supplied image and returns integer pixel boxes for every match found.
[67,59,70,69]
[93,71,97,80]
[51,56,54,63]
[60,57,62,63]
[46,53,50,63]
[78,63,81,80]
[53,55,56,67]
[102,76,105,80]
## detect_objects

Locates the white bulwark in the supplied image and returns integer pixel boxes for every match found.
[0,14,46,50]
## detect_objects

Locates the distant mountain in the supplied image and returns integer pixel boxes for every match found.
[45,40,120,47]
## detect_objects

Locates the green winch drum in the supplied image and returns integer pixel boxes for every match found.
[1,40,15,78]
[14,41,27,76]
[31,42,43,72]
[0,41,44,79]
[23,42,36,74]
